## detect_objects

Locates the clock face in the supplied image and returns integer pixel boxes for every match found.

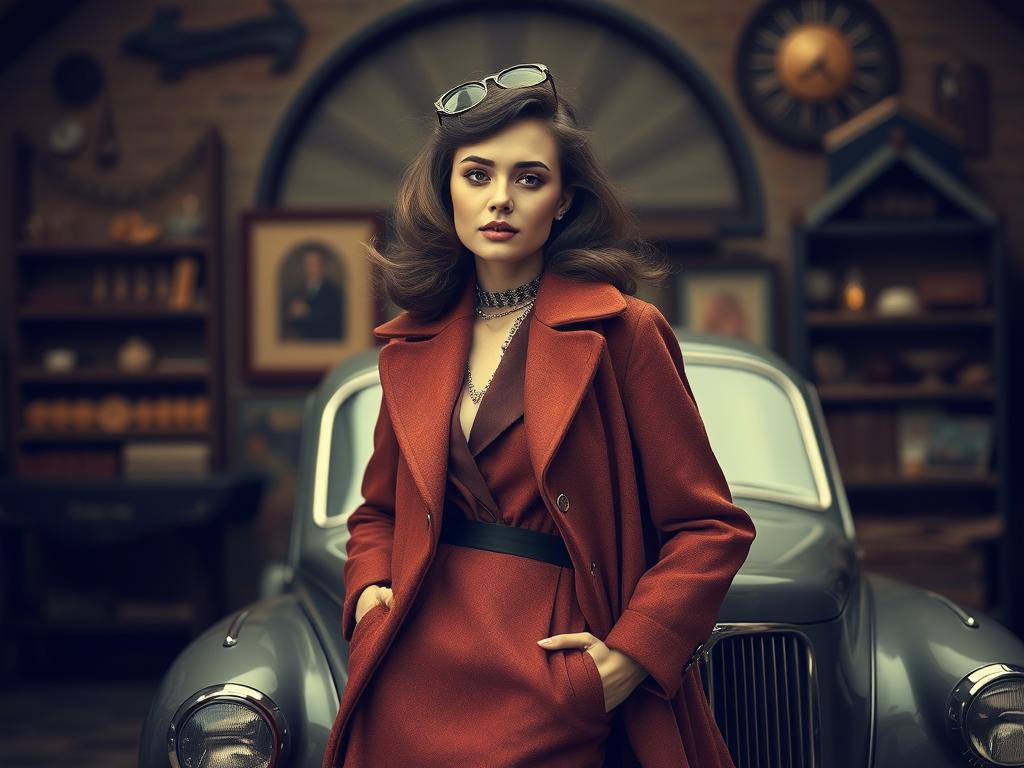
[267,5,759,231]
[736,0,899,149]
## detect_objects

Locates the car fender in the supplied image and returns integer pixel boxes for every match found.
[870,574,1024,768]
[139,592,339,768]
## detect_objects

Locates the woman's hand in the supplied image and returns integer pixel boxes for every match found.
[354,584,393,624]
[538,632,648,712]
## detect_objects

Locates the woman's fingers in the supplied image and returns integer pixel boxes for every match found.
[537,632,598,650]
[355,584,393,624]
[538,633,650,712]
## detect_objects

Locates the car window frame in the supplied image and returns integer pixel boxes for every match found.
[683,349,833,512]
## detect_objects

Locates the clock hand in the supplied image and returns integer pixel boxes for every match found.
[797,55,836,84]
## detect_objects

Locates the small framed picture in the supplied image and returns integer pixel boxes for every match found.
[241,210,383,383]
[897,409,994,478]
[925,414,993,477]
[676,261,776,349]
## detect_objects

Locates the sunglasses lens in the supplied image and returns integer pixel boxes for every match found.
[495,66,546,88]
[441,83,487,114]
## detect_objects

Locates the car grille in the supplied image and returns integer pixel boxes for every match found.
[699,628,819,768]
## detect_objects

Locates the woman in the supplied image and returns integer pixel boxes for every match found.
[323,64,755,768]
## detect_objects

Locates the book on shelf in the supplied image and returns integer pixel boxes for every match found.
[121,441,209,479]
[16,450,119,479]
[154,355,208,374]
[169,256,200,309]
[826,408,900,482]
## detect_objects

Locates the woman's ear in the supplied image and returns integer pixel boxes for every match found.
[556,188,575,220]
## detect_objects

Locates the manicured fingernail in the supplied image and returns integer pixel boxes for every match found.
[538,638,553,646]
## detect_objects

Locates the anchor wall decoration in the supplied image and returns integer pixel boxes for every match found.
[122,0,305,80]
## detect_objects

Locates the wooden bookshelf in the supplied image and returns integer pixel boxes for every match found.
[4,128,225,476]
[793,111,1009,622]
[0,128,236,671]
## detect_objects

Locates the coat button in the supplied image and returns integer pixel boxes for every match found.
[684,642,705,674]
[556,494,570,514]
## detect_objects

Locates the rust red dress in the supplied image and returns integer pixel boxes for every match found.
[343,320,612,767]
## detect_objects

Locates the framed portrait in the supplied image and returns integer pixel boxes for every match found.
[242,210,383,383]
[676,262,776,349]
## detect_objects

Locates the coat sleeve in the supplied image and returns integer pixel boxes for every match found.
[342,389,398,641]
[604,304,756,700]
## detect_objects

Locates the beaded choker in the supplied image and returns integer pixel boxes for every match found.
[475,274,541,308]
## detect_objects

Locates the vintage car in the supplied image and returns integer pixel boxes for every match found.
[140,334,1024,768]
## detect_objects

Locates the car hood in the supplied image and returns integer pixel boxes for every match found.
[719,501,857,624]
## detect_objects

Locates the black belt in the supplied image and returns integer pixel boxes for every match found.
[438,514,573,569]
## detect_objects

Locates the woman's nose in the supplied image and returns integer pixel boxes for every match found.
[488,182,513,212]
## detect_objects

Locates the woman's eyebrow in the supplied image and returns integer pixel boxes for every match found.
[513,160,551,171]
[459,155,551,172]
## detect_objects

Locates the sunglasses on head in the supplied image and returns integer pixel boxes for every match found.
[434,63,555,126]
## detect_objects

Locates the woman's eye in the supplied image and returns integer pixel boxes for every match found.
[519,174,542,187]
[465,170,489,183]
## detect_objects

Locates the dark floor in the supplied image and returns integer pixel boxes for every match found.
[0,680,159,768]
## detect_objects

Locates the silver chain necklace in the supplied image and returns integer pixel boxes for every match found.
[466,302,533,405]
[475,298,533,320]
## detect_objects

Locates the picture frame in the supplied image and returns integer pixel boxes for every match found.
[897,409,994,478]
[241,209,383,383]
[924,414,993,477]
[676,261,776,349]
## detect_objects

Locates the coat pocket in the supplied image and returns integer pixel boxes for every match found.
[352,602,387,637]
[564,649,608,724]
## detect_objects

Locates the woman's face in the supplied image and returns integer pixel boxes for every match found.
[449,118,573,275]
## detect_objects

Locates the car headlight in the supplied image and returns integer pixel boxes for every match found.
[948,663,1024,767]
[168,683,289,768]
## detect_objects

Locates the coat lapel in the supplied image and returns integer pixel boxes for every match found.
[375,281,474,517]
[374,271,627,516]
[525,272,627,490]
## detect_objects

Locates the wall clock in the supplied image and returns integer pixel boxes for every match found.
[736,0,899,149]
[258,0,764,236]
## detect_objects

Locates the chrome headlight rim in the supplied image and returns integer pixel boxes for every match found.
[167,683,289,768]
[947,662,1024,768]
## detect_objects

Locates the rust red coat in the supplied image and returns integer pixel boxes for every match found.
[323,272,756,768]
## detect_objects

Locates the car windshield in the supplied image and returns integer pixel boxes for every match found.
[320,355,826,524]
[684,360,823,507]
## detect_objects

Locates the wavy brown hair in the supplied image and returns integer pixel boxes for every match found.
[368,73,666,320]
